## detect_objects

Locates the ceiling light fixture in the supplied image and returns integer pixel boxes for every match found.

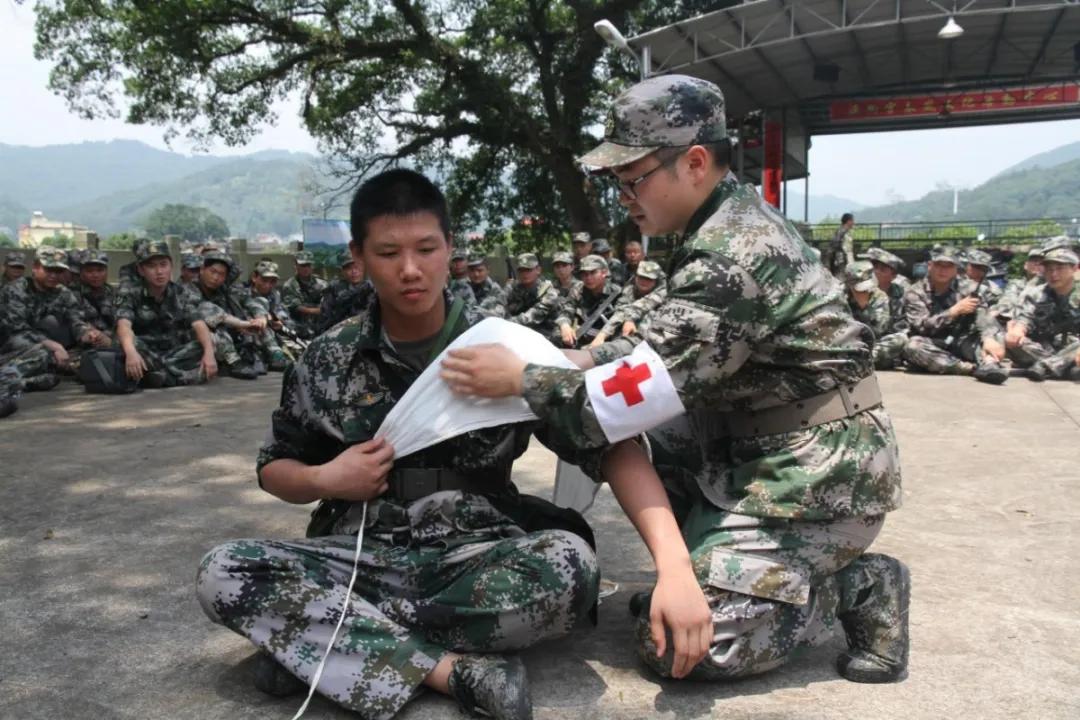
[938,16,964,40]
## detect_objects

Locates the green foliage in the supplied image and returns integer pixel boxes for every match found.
[101,232,139,250]
[45,233,74,249]
[0,234,15,248]
[142,204,229,243]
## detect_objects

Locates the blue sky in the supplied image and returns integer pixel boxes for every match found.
[4,2,1079,208]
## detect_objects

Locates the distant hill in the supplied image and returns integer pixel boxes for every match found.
[783,191,864,223]
[856,157,1080,223]
[996,140,1080,177]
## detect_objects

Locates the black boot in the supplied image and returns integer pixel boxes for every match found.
[448,654,532,720]
[973,362,1007,385]
[227,362,260,380]
[836,553,910,684]
[252,650,306,697]
[1025,363,1049,382]
[0,397,17,419]
[23,373,59,391]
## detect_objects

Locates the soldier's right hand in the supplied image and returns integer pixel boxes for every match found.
[948,297,979,318]
[587,332,607,349]
[1005,326,1026,348]
[621,320,637,337]
[317,437,395,501]
[560,325,576,347]
[125,350,147,381]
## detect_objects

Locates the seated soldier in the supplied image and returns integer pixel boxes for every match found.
[447,246,476,304]
[73,250,118,346]
[622,238,645,280]
[505,252,561,340]
[319,249,373,331]
[115,240,224,387]
[466,254,507,318]
[0,246,107,389]
[551,250,580,297]
[570,232,593,278]
[902,246,1007,384]
[192,252,275,375]
[995,247,1045,326]
[555,254,620,348]
[244,260,306,362]
[998,247,1080,382]
[281,251,329,339]
[844,261,908,370]
[2,252,26,287]
[196,169,603,720]
[961,250,1003,305]
[0,363,21,418]
[179,253,203,289]
[588,260,667,348]
[591,238,626,286]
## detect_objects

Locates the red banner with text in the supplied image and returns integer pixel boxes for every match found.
[829,84,1079,123]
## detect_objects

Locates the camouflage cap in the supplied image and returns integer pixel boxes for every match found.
[254,260,280,278]
[202,250,232,268]
[35,245,70,271]
[4,251,26,267]
[450,247,468,261]
[1040,235,1079,253]
[338,249,355,268]
[1043,247,1079,265]
[552,251,574,265]
[181,254,203,270]
[515,252,540,270]
[578,74,727,169]
[844,261,877,292]
[80,249,109,267]
[1027,247,1045,260]
[591,238,612,254]
[136,240,171,264]
[579,254,609,273]
[636,260,663,280]
[929,245,962,266]
[963,249,993,268]
[66,249,83,270]
[467,253,488,267]
[571,232,592,245]
[860,247,905,270]
[294,250,314,265]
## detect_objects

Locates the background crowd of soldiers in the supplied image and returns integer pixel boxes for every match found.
[2,225,1078,420]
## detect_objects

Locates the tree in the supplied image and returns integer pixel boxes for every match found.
[142,204,230,244]
[33,1,711,236]
[0,234,15,249]
[101,232,139,250]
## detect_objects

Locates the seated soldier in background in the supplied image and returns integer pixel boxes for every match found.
[551,250,579,297]
[1000,247,1080,382]
[73,249,118,346]
[466,254,507,318]
[192,251,276,375]
[591,238,626,286]
[861,248,910,367]
[902,246,1007,384]
[845,261,907,370]
[244,260,306,362]
[280,251,328,340]
[447,246,476,305]
[60,250,80,288]
[622,238,645,280]
[570,232,592,277]
[588,260,666,348]
[319,248,373,331]
[0,246,108,388]
[179,253,203,289]
[962,250,1003,305]
[505,252,562,340]
[115,240,221,387]
[2,252,26,286]
[556,254,620,348]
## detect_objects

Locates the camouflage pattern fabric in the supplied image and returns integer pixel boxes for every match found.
[197,290,607,718]
[993,276,1044,322]
[0,343,53,389]
[448,277,477,306]
[505,278,561,335]
[607,257,628,286]
[1007,280,1080,375]
[902,276,998,374]
[847,287,905,369]
[0,276,90,351]
[0,363,22,411]
[827,228,855,278]
[553,277,580,299]
[555,279,621,347]
[73,281,118,334]
[599,280,667,338]
[244,286,305,359]
[468,277,507,319]
[281,274,329,339]
[115,280,201,355]
[319,278,374,332]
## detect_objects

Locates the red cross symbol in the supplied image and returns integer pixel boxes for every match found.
[601,361,652,407]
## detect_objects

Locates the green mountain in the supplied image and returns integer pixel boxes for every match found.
[996,140,1080,176]
[856,157,1080,224]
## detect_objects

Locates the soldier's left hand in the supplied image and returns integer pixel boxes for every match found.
[982,338,1005,361]
[650,567,713,679]
[621,320,637,337]
[1075,349,1080,367]
[249,316,268,332]
[200,353,218,380]
[441,344,526,398]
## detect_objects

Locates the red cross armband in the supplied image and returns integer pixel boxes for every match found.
[583,342,686,443]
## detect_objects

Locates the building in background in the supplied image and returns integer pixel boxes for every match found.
[18,211,91,248]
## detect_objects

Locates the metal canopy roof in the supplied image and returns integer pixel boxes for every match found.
[627,0,1080,135]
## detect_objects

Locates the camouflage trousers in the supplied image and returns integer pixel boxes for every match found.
[0,342,55,386]
[872,332,908,370]
[0,363,23,407]
[637,506,886,680]
[903,334,993,374]
[130,337,215,386]
[1006,338,1080,378]
[196,492,599,720]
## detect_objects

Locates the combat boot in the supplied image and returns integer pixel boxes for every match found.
[23,373,60,391]
[0,397,17,419]
[835,553,910,684]
[973,362,1007,385]
[448,654,532,720]
[226,362,260,380]
[1025,363,1049,382]
[252,650,306,697]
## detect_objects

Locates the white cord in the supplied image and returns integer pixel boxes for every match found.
[290,500,368,720]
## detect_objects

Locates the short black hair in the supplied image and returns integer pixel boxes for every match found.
[349,169,450,250]
[841,213,854,224]
[704,138,733,167]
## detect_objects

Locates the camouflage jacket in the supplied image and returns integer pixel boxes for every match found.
[847,288,892,339]
[599,281,668,337]
[468,277,507,318]
[280,275,329,320]
[505,279,561,332]
[903,276,997,342]
[553,277,581,298]
[448,277,477,306]
[319,279,374,332]
[607,258,628,286]
[555,280,621,334]
[116,280,201,351]
[74,281,119,333]
[521,174,900,521]
[0,277,89,348]
[241,283,291,324]
[882,282,910,334]
[256,290,606,524]
[994,276,1044,320]
[192,280,265,327]
[1014,281,1080,348]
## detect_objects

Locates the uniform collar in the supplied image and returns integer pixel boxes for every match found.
[681,171,741,241]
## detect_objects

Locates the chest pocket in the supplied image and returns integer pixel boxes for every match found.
[646,298,721,353]
[341,391,394,443]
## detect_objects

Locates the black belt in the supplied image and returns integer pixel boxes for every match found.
[387,467,511,502]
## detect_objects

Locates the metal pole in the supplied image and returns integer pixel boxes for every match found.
[781,107,788,216]
[804,127,810,223]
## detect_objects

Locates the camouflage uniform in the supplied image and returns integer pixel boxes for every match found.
[2,251,27,287]
[555,255,621,347]
[281,252,329,339]
[243,261,306,361]
[526,75,904,682]
[592,239,626,286]
[844,261,906,370]
[192,252,269,369]
[902,256,1000,376]
[1008,248,1080,379]
[827,226,855,278]
[448,277,477,305]
[196,291,601,719]
[551,251,580,298]
[319,274,374,332]
[0,362,22,417]
[505,253,561,338]
[466,257,507,318]
[598,261,667,339]
[995,275,1044,322]
[72,251,118,336]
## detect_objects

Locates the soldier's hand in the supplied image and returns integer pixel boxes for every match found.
[560,325,576,347]
[650,566,713,679]
[1075,348,1080,368]
[621,320,637,337]
[982,338,1006,361]
[249,316,268,332]
[562,349,595,370]
[125,350,147,381]
[587,332,607,349]
[1005,327,1026,348]
[199,353,218,380]
[317,438,394,501]
[949,297,979,317]
[441,344,526,398]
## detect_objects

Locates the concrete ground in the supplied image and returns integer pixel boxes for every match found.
[1,372,1078,720]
